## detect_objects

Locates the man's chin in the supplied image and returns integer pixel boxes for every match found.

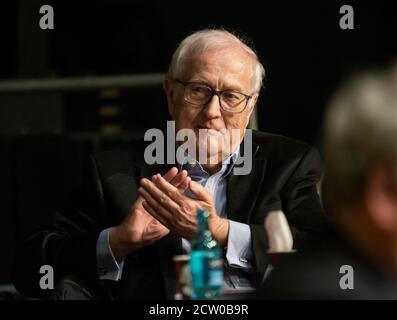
[195,140,225,164]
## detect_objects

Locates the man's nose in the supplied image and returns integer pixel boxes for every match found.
[202,94,222,119]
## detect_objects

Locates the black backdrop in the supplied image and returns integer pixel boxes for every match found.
[50,0,397,143]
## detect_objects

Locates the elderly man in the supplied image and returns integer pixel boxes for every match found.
[14,29,327,299]
[256,63,397,299]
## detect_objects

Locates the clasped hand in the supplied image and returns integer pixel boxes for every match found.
[138,172,229,245]
[109,167,229,258]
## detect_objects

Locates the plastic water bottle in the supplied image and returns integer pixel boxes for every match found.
[190,209,223,300]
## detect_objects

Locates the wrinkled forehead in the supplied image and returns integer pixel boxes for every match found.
[178,46,254,87]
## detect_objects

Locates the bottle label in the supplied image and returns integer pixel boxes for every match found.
[207,258,223,286]
[190,253,223,287]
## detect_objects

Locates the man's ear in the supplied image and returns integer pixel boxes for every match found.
[245,94,259,127]
[364,166,397,233]
[163,78,175,118]
[250,93,260,113]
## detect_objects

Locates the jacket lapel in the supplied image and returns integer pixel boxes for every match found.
[227,141,267,223]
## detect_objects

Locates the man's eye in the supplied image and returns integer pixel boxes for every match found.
[191,85,210,95]
[223,91,241,102]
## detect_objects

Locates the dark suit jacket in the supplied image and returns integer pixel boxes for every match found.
[13,131,328,299]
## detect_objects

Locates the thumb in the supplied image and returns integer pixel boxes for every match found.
[189,180,210,201]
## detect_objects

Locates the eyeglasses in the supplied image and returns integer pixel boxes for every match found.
[175,79,252,113]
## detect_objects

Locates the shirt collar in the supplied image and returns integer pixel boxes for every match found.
[179,145,240,179]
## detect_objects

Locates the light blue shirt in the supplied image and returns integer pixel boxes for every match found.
[96,147,253,282]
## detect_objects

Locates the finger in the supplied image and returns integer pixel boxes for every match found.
[178,176,191,191]
[162,167,179,182]
[151,174,186,206]
[188,180,211,201]
[139,182,178,221]
[134,195,144,205]
[170,169,188,188]
[141,198,171,229]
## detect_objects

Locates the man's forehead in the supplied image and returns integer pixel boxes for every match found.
[189,46,251,68]
[180,48,253,88]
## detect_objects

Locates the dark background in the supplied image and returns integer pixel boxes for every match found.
[1,0,397,285]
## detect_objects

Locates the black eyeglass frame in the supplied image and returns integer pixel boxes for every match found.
[175,79,253,114]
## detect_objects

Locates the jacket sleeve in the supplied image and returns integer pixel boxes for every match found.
[13,155,107,298]
[250,147,330,274]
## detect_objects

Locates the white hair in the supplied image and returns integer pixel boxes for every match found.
[323,63,397,205]
[167,29,265,93]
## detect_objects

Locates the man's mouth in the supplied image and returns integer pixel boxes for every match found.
[206,129,220,136]
[197,126,221,137]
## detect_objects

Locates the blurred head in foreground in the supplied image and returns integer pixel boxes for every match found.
[255,62,397,300]
[323,62,397,278]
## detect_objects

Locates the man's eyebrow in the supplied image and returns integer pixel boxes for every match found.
[187,79,212,86]
[187,79,245,92]
[224,84,245,92]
